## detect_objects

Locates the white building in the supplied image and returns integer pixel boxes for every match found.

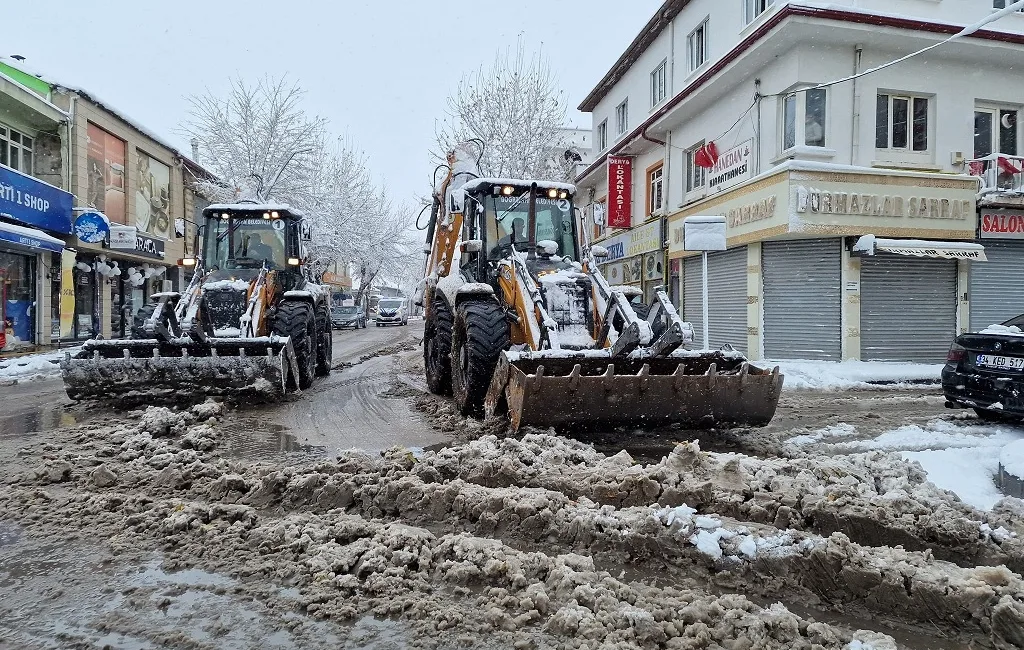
[576,0,1024,362]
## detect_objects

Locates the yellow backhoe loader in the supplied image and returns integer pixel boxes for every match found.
[416,147,783,432]
[61,203,333,404]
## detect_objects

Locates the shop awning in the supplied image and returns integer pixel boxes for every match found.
[0,220,65,253]
[853,235,986,261]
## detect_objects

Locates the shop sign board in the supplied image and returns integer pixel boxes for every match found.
[980,211,1024,239]
[0,164,74,234]
[596,219,663,263]
[607,156,632,229]
[708,140,752,194]
[109,225,137,249]
[135,232,166,259]
[73,211,109,243]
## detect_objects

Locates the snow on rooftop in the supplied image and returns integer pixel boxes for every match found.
[0,56,186,161]
[205,203,304,216]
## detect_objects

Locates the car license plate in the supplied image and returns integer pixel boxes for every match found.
[976,354,1024,370]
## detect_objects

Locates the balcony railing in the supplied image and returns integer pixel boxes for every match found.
[968,153,1024,194]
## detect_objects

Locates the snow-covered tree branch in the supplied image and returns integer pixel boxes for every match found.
[434,40,575,182]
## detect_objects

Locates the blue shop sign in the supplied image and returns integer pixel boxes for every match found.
[74,211,109,243]
[0,164,74,235]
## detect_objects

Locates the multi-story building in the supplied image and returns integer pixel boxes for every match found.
[1,56,213,342]
[576,0,1024,362]
[0,60,74,350]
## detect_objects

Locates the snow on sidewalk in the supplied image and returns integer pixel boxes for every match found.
[769,359,943,390]
[0,346,80,382]
[789,418,1024,510]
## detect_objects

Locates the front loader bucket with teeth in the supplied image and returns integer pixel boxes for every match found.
[61,336,300,405]
[484,351,783,433]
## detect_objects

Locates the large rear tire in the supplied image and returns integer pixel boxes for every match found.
[424,294,454,396]
[451,300,510,416]
[274,301,316,389]
[315,302,332,377]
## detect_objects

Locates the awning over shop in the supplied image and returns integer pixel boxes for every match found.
[853,234,986,261]
[0,220,65,253]
[0,164,75,235]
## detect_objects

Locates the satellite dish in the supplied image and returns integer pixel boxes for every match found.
[563,148,583,163]
[1002,112,1016,130]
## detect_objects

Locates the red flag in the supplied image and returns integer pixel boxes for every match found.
[998,156,1022,175]
[694,141,719,169]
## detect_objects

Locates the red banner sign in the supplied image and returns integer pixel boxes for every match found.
[981,211,1024,239]
[607,156,632,229]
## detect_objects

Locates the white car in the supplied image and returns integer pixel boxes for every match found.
[375,298,408,326]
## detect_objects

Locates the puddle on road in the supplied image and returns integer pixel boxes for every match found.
[219,418,328,462]
[0,405,77,437]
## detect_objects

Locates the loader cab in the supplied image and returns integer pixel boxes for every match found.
[460,180,579,284]
[200,205,305,284]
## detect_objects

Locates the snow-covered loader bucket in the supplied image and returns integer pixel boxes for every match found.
[60,336,300,405]
[485,351,783,433]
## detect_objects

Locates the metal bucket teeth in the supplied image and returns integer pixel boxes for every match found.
[60,337,296,405]
[485,351,783,433]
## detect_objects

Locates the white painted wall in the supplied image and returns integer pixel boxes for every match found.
[581,0,1024,219]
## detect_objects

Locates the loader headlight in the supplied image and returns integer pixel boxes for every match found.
[547,188,558,198]
[501,185,515,196]
[287,257,300,266]
[559,191,568,199]
[178,257,197,267]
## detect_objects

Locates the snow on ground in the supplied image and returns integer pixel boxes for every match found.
[1002,440,1024,479]
[790,418,1024,510]
[0,346,80,382]
[770,359,943,390]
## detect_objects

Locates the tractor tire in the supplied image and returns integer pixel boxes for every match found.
[424,294,454,396]
[273,300,316,390]
[451,300,510,416]
[315,302,332,377]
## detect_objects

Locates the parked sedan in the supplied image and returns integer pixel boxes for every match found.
[332,306,366,330]
[943,313,1024,421]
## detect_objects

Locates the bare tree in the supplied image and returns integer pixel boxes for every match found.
[434,40,572,181]
[183,76,328,204]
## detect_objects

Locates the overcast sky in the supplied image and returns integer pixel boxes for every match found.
[9,0,661,212]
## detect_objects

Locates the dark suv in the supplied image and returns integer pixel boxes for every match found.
[332,305,366,330]
[943,313,1024,421]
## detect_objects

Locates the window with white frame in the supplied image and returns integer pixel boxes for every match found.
[688,19,708,73]
[597,120,608,151]
[876,93,929,152]
[648,165,664,215]
[974,107,1018,159]
[782,88,827,150]
[0,124,34,175]
[993,1,1024,11]
[744,0,774,24]
[685,142,706,193]
[651,61,667,107]
[615,99,628,136]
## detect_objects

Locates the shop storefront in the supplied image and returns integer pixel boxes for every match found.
[682,247,748,354]
[668,162,980,361]
[595,219,664,302]
[103,227,170,338]
[0,165,74,349]
[971,209,1024,329]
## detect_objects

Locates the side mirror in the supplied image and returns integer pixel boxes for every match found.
[591,245,609,259]
[300,222,313,241]
[460,239,483,253]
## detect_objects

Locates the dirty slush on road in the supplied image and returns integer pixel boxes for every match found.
[2,345,1024,649]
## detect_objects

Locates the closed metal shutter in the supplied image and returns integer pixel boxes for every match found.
[970,241,1024,330]
[683,246,747,353]
[762,239,842,360]
[861,255,957,362]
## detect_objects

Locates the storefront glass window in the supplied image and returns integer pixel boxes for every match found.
[0,250,36,346]
[72,258,98,340]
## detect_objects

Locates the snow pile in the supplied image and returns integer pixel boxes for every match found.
[980,323,1024,337]
[1002,440,1024,479]
[0,347,80,381]
[812,418,1024,511]
[771,359,942,390]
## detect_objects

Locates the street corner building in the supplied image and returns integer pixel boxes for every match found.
[573,0,1024,362]
[0,57,214,347]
